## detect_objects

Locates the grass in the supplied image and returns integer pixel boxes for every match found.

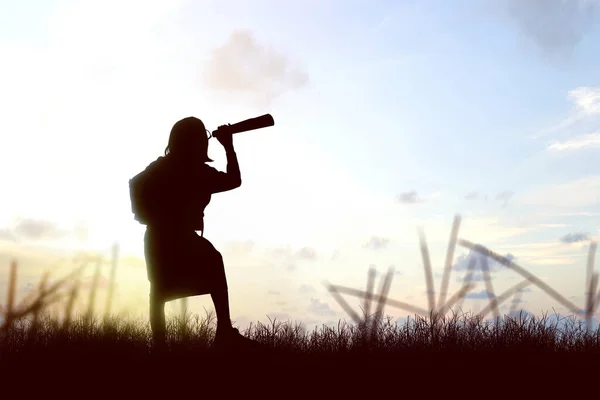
[3,308,600,358]
[1,308,599,391]
[2,214,600,388]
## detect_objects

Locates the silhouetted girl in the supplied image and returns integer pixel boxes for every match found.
[130,116,254,348]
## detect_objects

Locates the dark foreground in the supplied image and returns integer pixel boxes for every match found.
[1,312,599,394]
[3,346,597,396]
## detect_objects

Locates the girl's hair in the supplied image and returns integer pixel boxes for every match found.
[164,117,213,162]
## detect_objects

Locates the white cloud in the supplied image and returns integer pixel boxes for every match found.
[517,176,600,208]
[428,191,442,200]
[569,86,600,115]
[491,239,591,267]
[203,30,309,107]
[542,212,600,217]
[538,223,569,228]
[548,132,600,151]
[532,87,600,139]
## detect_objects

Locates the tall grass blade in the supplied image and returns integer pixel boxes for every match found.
[418,228,436,313]
[438,214,461,310]
[105,242,120,320]
[364,267,376,320]
[3,260,18,333]
[459,239,581,314]
[452,257,477,314]
[329,284,428,316]
[371,267,394,335]
[479,280,532,319]
[480,255,500,320]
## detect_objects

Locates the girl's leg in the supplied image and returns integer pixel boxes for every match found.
[145,229,167,344]
[149,286,166,344]
[210,250,232,331]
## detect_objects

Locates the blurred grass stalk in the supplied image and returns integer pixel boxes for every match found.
[3,215,600,342]
[3,260,17,336]
[0,243,119,336]
[104,242,119,322]
[327,214,600,335]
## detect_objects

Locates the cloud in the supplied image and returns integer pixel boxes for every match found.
[464,290,496,300]
[457,272,492,282]
[203,30,309,106]
[0,219,92,245]
[534,87,600,139]
[396,191,421,204]
[396,191,440,204]
[548,132,600,151]
[363,236,390,251]
[371,264,402,277]
[491,240,578,261]
[517,176,600,208]
[495,190,514,208]
[541,313,599,330]
[298,284,316,295]
[222,240,255,257]
[507,309,533,319]
[307,298,337,317]
[267,245,317,261]
[264,245,318,271]
[453,249,515,273]
[559,232,590,243]
[330,249,340,261]
[12,218,63,241]
[294,247,317,261]
[465,192,478,200]
[283,262,296,271]
[539,223,569,228]
[503,0,598,58]
[0,229,16,242]
[266,312,291,321]
[569,86,600,115]
[508,310,534,319]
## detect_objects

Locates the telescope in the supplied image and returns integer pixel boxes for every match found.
[211,114,274,138]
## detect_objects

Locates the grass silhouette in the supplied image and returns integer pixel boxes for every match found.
[1,214,600,386]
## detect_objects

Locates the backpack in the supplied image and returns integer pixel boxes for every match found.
[129,157,210,230]
[129,158,163,225]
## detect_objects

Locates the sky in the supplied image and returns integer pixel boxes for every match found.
[2,0,600,330]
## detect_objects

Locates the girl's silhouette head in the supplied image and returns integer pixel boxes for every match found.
[165,117,213,162]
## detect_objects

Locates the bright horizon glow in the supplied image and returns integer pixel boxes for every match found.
[2,0,600,330]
